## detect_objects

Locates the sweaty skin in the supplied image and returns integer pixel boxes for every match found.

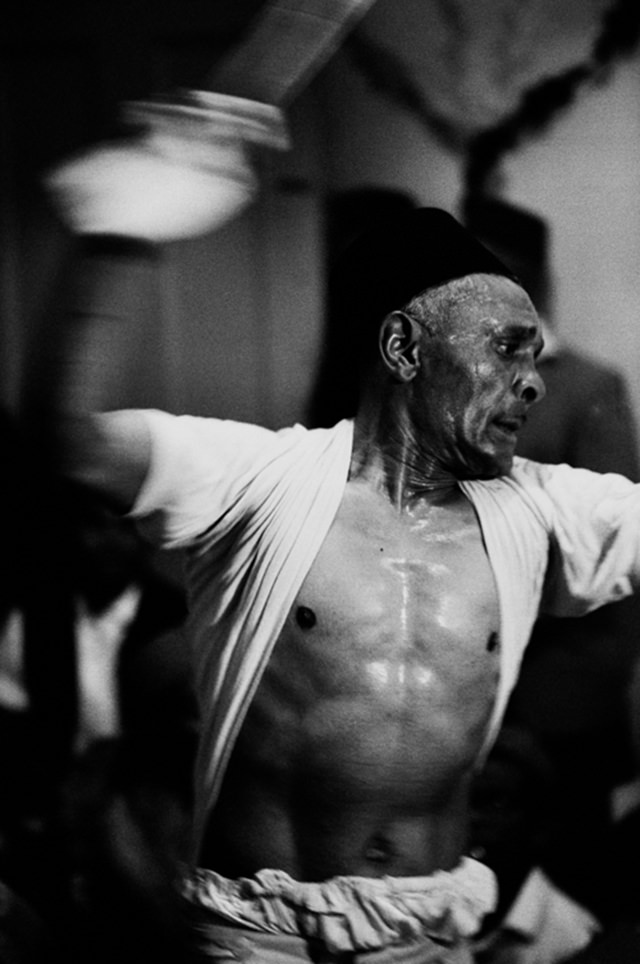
[200,276,544,882]
[204,483,500,880]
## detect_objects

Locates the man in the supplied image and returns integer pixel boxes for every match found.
[40,92,640,963]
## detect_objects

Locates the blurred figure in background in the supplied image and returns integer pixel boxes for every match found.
[0,407,60,962]
[555,660,640,964]
[0,400,192,958]
[611,648,640,918]
[0,407,34,873]
[8,220,194,953]
[465,196,640,920]
[470,725,600,964]
[63,565,195,964]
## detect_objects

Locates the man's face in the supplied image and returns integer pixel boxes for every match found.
[412,274,545,478]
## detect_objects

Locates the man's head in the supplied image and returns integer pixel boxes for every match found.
[383,273,544,478]
[334,207,545,478]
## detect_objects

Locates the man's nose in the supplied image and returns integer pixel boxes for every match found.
[516,365,546,405]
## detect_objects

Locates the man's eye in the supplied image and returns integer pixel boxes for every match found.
[495,342,518,358]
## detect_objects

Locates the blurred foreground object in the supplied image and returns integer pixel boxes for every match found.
[44,0,378,242]
[45,93,288,242]
[207,0,379,105]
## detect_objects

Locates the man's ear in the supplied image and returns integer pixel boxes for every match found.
[379,311,422,382]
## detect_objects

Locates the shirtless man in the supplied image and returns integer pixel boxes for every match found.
[204,268,539,879]
[42,93,640,963]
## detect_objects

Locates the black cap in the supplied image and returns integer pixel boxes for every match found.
[330,206,520,342]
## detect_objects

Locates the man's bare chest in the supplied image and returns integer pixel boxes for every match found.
[205,486,502,872]
[289,489,498,677]
[243,486,501,784]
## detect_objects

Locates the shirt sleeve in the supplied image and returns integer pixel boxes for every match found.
[526,460,640,616]
[128,409,292,549]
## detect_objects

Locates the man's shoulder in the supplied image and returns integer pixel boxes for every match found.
[506,457,613,503]
[502,456,638,532]
[139,412,353,483]
[467,458,564,494]
[470,458,590,523]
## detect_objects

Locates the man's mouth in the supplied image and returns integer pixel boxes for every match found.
[492,415,525,438]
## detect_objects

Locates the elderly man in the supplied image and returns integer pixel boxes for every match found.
[41,93,640,964]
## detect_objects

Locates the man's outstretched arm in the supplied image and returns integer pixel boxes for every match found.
[31,92,288,512]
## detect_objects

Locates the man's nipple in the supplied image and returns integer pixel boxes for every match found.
[296,605,317,630]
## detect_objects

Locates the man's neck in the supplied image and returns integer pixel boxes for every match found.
[349,404,459,511]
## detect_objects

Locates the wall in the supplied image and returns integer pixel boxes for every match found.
[506,58,640,426]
